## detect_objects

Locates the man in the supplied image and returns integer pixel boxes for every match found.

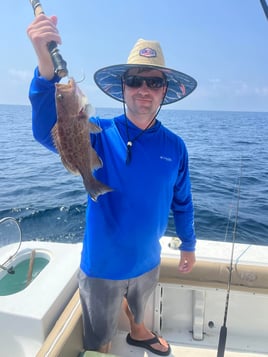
[27,14,197,356]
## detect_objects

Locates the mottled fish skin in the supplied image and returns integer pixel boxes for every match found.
[53,78,112,201]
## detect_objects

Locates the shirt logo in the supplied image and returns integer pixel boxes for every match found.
[160,156,172,162]
[139,47,157,58]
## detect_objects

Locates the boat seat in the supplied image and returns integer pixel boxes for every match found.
[160,257,268,293]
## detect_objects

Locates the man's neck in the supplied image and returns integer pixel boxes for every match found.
[126,111,156,130]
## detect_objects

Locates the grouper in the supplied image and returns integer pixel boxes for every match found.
[53,78,112,201]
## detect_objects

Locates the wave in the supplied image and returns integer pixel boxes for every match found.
[0,205,86,243]
[1,106,267,246]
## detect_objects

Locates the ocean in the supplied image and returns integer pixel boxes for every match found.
[0,104,267,246]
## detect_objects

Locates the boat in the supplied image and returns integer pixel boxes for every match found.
[1,231,268,357]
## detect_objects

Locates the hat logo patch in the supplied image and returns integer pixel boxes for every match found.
[139,47,157,58]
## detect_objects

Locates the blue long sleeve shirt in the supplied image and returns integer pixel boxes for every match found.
[29,68,196,280]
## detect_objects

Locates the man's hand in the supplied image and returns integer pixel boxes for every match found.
[27,14,61,80]
[178,251,196,273]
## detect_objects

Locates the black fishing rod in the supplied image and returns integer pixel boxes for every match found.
[29,0,68,77]
[260,0,268,20]
[217,163,242,357]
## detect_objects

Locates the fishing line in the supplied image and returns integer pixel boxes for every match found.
[75,73,86,84]
[217,161,242,357]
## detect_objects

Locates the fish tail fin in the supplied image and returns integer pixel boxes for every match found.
[83,177,113,202]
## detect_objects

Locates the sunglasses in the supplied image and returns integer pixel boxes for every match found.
[123,75,167,89]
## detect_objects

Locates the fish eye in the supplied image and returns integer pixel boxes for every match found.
[57,93,64,100]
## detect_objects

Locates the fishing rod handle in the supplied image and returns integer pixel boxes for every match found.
[30,0,68,78]
[217,325,227,357]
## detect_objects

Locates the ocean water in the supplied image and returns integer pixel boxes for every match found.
[0,104,267,246]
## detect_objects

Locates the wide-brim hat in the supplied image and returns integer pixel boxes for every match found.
[94,38,197,105]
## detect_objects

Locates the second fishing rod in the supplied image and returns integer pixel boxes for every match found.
[217,161,242,357]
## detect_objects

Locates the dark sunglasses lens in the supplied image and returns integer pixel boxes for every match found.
[124,76,143,88]
[124,76,165,88]
[146,77,165,88]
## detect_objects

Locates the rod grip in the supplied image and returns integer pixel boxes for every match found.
[30,0,68,78]
[217,326,227,357]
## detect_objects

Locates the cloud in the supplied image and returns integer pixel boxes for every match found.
[255,87,268,96]
[233,81,268,97]
[0,69,34,104]
[208,78,221,84]
[197,78,268,99]
[8,68,33,82]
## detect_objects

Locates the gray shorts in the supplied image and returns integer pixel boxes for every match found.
[78,265,160,350]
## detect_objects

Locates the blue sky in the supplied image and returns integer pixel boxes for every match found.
[0,0,267,111]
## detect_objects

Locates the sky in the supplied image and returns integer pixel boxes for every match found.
[0,0,268,112]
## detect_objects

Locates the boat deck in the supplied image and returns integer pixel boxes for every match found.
[4,238,267,357]
[81,332,266,357]
[37,238,268,357]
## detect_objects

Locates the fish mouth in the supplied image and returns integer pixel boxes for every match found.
[77,91,90,117]
[56,77,94,117]
[78,104,88,116]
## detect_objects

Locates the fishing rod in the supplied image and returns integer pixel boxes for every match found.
[217,163,242,357]
[260,0,268,21]
[29,0,68,78]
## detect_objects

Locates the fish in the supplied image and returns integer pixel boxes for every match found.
[53,78,113,201]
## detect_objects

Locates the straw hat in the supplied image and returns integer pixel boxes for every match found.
[94,38,197,105]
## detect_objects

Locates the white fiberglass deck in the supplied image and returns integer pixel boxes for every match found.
[0,241,82,357]
[110,332,266,357]
[109,237,268,356]
[82,331,267,357]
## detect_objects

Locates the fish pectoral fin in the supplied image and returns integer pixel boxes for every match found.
[88,121,102,134]
[90,148,103,171]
